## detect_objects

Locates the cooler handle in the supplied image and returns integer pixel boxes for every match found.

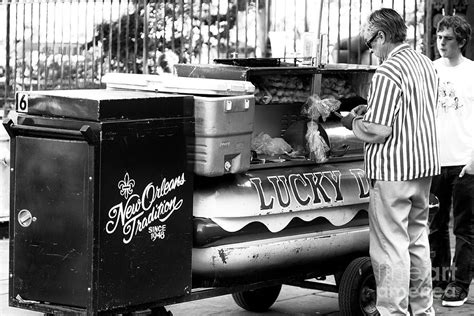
[2,118,98,145]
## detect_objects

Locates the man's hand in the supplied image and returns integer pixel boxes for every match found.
[351,104,368,116]
[341,112,356,130]
[459,160,474,177]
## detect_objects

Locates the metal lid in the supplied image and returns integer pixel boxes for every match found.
[15,89,194,121]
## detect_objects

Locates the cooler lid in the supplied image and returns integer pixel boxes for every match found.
[15,89,194,121]
[102,73,255,96]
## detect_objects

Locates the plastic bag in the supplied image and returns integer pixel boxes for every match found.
[302,95,341,121]
[251,132,292,156]
[306,121,329,163]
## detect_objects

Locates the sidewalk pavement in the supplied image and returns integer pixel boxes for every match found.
[1,237,473,315]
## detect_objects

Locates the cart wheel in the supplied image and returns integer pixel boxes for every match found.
[232,284,282,312]
[338,256,377,316]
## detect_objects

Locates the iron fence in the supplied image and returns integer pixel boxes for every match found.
[0,0,424,110]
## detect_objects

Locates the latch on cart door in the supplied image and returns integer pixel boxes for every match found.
[17,209,36,228]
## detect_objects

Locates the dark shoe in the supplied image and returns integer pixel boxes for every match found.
[432,280,449,299]
[441,282,468,307]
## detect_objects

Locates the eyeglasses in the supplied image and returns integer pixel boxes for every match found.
[365,32,379,49]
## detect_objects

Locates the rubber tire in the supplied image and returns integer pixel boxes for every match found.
[338,256,377,316]
[232,284,282,312]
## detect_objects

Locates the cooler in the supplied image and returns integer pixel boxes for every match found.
[103,73,256,177]
[4,89,194,313]
[190,95,254,176]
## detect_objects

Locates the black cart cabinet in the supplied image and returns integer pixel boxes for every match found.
[4,89,194,314]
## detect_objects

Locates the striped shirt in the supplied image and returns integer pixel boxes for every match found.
[363,44,440,181]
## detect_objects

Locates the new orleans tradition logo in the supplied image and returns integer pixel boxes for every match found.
[106,172,186,244]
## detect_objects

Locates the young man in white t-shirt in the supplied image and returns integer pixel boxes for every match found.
[430,15,474,307]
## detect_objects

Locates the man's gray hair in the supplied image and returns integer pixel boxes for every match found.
[364,8,407,43]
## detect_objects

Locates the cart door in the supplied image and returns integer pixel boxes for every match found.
[11,135,92,307]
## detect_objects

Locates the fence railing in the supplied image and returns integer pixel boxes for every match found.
[0,0,424,110]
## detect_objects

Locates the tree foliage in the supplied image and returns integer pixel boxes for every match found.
[88,1,243,74]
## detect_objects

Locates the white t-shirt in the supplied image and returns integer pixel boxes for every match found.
[434,57,474,166]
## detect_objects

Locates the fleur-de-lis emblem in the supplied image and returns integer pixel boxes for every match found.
[118,173,135,199]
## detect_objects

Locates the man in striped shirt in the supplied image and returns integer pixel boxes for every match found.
[341,8,440,316]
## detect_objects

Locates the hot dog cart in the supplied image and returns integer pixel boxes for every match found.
[5,60,383,316]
